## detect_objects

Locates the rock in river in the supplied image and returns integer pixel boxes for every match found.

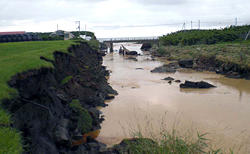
[151,62,180,73]
[126,51,138,55]
[140,42,152,50]
[125,57,138,61]
[180,80,216,89]
[162,76,175,81]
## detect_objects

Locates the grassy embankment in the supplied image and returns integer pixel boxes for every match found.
[0,40,79,154]
[156,25,250,75]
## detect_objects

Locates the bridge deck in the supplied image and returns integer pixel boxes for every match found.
[103,38,158,43]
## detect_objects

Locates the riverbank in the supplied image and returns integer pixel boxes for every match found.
[152,41,250,79]
[1,40,250,153]
[0,41,117,153]
[0,40,79,153]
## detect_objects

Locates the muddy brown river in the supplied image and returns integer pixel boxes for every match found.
[96,43,250,153]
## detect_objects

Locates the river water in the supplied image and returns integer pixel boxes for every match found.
[96,43,250,153]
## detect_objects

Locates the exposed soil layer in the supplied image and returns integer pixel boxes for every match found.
[1,42,117,154]
[194,56,250,80]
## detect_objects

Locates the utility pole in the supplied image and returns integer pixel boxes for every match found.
[191,21,192,30]
[235,18,237,26]
[182,22,185,32]
[75,21,80,37]
[85,24,87,39]
[198,20,200,30]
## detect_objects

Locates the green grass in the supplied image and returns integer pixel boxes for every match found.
[61,76,73,85]
[69,100,93,134]
[0,40,78,154]
[0,127,23,154]
[0,41,77,100]
[0,108,11,126]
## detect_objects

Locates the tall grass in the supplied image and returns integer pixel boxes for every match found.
[119,112,232,154]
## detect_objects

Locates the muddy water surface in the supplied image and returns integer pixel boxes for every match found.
[97,43,250,153]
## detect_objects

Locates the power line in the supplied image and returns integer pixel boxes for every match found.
[93,20,249,28]
[93,23,184,28]
[1,19,249,28]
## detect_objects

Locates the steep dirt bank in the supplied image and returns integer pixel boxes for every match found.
[1,42,117,154]
[151,44,250,80]
[194,55,250,79]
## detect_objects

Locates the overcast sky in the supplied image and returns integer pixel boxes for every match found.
[0,0,250,38]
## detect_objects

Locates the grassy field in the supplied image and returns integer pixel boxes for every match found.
[0,40,78,154]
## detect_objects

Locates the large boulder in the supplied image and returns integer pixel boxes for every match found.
[180,80,216,89]
[178,59,194,68]
[151,62,180,73]
[126,51,138,55]
[124,57,138,61]
[140,43,152,50]
[162,76,175,81]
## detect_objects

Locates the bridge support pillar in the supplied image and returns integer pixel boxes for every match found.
[110,42,113,52]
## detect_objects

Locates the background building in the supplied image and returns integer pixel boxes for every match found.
[50,30,75,40]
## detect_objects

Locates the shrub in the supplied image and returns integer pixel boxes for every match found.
[69,100,92,134]
[61,76,73,85]
[159,25,250,46]
[157,46,168,55]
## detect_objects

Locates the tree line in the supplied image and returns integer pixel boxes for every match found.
[159,25,250,46]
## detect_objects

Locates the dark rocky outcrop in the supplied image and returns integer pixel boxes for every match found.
[178,59,194,68]
[175,80,181,83]
[192,55,250,80]
[124,57,138,61]
[126,51,138,55]
[140,43,152,51]
[135,68,144,70]
[180,80,216,89]
[225,71,243,79]
[162,77,175,81]
[151,62,180,73]
[1,42,117,154]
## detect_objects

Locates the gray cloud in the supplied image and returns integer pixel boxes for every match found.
[130,0,187,5]
[0,0,250,37]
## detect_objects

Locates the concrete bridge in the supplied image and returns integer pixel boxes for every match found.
[103,37,159,52]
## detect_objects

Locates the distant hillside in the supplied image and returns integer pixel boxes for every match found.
[159,25,250,46]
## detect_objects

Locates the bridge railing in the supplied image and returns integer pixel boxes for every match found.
[105,37,159,42]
